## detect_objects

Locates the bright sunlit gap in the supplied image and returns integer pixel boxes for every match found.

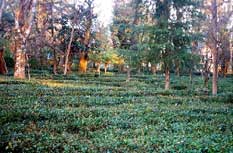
[70,0,114,26]
[94,0,114,26]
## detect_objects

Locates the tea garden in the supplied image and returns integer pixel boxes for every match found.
[0,71,232,152]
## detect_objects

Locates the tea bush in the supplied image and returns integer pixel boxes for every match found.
[0,72,232,152]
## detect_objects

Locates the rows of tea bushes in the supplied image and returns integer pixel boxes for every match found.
[0,73,232,152]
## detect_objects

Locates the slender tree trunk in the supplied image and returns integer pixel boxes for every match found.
[51,7,57,74]
[53,49,57,74]
[175,61,180,77]
[126,67,131,82]
[26,54,30,80]
[204,69,209,88]
[231,49,233,73]
[59,55,65,69]
[204,76,208,88]
[96,62,100,74]
[64,25,74,75]
[212,50,218,95]
[211,0,218,95]
[50,0,57,75]
[203,54,210,88]
[118,65,123,73]
[201,66,204,79]
[151,65,157,74]
[223,61,228,78]
[0,49,7,74]
[67,55,73,73]
[176,66,180,77]
[137,68,141,74]
[189,69,192,85]
[0,0,5,25]
[104,63,108,74]
[39,48,43,67]
[165,66,170,90]
[230,47,233,74]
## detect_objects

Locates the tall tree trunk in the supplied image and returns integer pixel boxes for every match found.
[230,46,233,74]
[53,49,57,74]
[0,49,7,74]
[212,49,218,95]
[64,25,74,75]
[79,52,88,73]
[211,0,218,95]
[14,39,26,79]
[165,66,170,90]
[50,0,58,75]
[78,6,92,73]
[13,0,37,79]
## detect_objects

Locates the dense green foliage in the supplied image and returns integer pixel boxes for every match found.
[0,72,232,152]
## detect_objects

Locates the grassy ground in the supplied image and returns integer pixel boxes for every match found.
[0,72,233,152]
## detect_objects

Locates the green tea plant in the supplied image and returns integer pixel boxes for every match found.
[0,72,232,152]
